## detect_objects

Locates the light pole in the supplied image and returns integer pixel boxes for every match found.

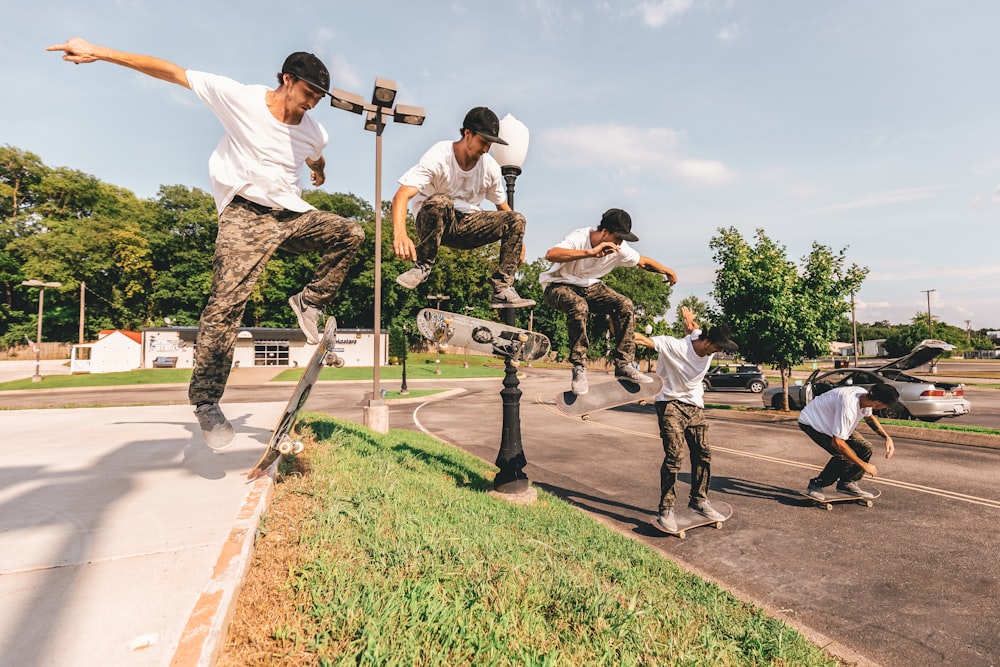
[921,289,936,374]
[330,80,425,433]
[486,114,533,498]
[428,294,450,375]
[21,279,63,382]
[491,114,530,330]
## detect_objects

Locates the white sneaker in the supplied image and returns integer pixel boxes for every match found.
[571,366,588,395]
[837,482,874,499]
[194,403,235,451]
[396,263,432,289]
[654,509,678,532]
[689,499,726,522]
[615,365,654,384]
[490,286,536,308]
[289,292,322,345]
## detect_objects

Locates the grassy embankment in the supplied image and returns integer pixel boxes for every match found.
[220,415,839,666]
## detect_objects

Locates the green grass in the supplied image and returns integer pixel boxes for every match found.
[272,353,506,383]
[0,368,193,391]
[263,414,839,666]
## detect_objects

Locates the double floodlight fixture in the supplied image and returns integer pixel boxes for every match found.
[330,78,425,135]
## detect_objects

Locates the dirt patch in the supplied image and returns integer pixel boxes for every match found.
[217,453,317,666]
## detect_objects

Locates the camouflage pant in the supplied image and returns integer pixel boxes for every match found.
[798,422,873,486]
[188,198,364,406]
[413,194,525,290]
[543,282,635,368]
[655,400,712,512]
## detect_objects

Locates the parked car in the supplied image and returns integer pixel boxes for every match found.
[761,339,971,421]
[703,364,768,393]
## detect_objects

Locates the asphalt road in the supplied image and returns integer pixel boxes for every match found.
[4,367,999,666]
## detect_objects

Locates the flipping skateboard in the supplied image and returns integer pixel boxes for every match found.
[800,487,881,510]
[416,308,550,362]
[555,374,664,419]
[247,317,340,480]
[649,501,733,539]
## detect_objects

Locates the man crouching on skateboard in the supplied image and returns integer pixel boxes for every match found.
[48,38,364,451]
[635,306,739,532]
[798,383,899,500]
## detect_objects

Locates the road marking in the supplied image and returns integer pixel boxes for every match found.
[536,396,1000,509]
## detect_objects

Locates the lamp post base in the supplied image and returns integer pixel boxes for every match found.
[363,400,389,434]
[494,356,532,498]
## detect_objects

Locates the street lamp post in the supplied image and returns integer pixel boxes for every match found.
[486,114,533,498]
[330,80,425,433]
[21,279,63,382]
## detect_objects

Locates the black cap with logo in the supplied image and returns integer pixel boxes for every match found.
[281,52,330,96]
[462,107,508,145]
[598,208,639,242]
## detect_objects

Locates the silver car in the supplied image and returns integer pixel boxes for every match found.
[762,339,971,421]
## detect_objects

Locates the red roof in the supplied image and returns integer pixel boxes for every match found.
[96,329,143,344]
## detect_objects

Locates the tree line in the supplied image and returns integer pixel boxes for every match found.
[2,145,994,372]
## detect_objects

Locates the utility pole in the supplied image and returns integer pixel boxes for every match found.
[965,320,972,344]
[851,291,859,366]
[79,281,86,344]
[920,289,935,338]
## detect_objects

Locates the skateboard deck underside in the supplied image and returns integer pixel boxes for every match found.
[649,501,733,539]
[416,308,550,361]
[556,376,664,417]
[247,318,338,480]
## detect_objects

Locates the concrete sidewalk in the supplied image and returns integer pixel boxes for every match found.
[0,402,283,666]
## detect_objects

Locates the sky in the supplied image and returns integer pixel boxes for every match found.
[4,0,999,331]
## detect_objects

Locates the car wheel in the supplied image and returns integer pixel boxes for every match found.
[876,404,911,420]
[771,395,785,410]
[702,380,711,392]
[748,380,765,393]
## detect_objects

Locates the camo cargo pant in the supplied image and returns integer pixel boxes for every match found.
[655,400,712,512]
[413,194,525,291]
[798,422,873,486]
[188,198,364,406]
[542,282,635,368]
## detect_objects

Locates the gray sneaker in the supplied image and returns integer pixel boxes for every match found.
[654,509,678,532]
[490,286,536,309]
[194,403,235,451]
[806,483,827,501]
[689,499,726,522]
[396,263,433,289]
[571,366,588,395]
[837,482,874,499]
[615,364,654,384]
[289,292,322,345]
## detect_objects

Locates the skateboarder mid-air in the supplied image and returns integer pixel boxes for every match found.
[797,383,899,500]
[48,38,364,450]
[541,208,677,395]
[635,306,739,532]
[391,106,534,309]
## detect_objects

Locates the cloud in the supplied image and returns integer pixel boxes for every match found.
[632,0,696,27]
[810,186,947,214]
[716,23,740,41]
[539,123,732,185]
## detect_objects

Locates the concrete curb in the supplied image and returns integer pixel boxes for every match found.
[171,471,274,666]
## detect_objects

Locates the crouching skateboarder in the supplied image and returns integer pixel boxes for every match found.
[798,383,899,500]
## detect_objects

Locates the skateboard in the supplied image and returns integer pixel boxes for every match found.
[799,487,881,510]
[555,374,664,419]
[649,501,733,539]
[415,308,550,362]
[247,317,340,481]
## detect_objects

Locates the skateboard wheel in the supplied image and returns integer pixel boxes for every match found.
[581,414,590,421]
[278,441,294,455]
[678,531,686,539]
[517,333,527,342]
[823,503,833,511]
[324,353,338,366]
[333,357,345,368]
[292,441,304,454]
[862,500,873,507]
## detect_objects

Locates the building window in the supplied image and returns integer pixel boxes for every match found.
[254,340,289,366]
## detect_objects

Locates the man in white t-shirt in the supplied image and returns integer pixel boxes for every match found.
[797,383,898,500]
[635,306,740,531]
[391,107,534,309]
[540,208,677,394]
[48,38,364,450]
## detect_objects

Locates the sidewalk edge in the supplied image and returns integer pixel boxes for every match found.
[170,471,274,666]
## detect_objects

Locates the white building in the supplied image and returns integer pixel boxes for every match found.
[140,327,388,369]
[70,330,143,374]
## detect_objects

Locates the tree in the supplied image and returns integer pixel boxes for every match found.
[710,228,866,409]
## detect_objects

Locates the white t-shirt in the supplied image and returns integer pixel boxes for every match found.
[397,140,507,215]
[538,227,641,287]
[186,70,327,213]
[649,330,714,407]
[798,386,872,440]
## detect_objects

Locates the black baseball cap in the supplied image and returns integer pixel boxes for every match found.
[462,107,508,145]
[281,52,330,96]
[598,208,639,242]
[705,324,740,352]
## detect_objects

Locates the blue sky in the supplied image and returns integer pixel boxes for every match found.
[4,0,999,330]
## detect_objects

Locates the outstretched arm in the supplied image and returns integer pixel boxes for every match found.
[634,332,654,349]
[637,255,677,285]
[680,305,698,335]
[46,37,189,88]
